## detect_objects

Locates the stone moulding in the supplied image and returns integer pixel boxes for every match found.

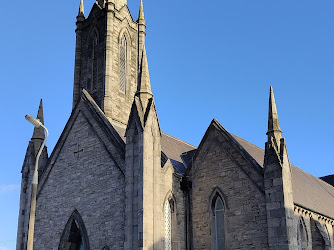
[294,204,334,225]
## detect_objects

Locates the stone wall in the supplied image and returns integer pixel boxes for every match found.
[161,161,187,250]
[76,3,139,126]
[34,108,125,249]
[190,126,268,249]
[294,208,334,250]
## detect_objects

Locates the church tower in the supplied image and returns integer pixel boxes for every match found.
[73,0,142,127]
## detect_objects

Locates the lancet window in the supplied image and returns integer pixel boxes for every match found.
[164,200,172,250]
[59,210,90,250]
[214,196,225,250]
[92,33,99,91]
[210,192,226,250]
[119,34,127,93]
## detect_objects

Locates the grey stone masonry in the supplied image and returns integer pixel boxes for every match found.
[294,206,334,250]
[73,1,140,127]
[17,1,334,249]
[190,121,269,249]
[33,98,126,249]
[125,96,163,250]
[264,87,295,249]
[264,138,295,249]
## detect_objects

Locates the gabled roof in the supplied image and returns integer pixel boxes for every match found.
[41,90,333,218]
[213,121,334,219]
[113,124,196,172]
[190,119,265,192]
[37,90,126,196]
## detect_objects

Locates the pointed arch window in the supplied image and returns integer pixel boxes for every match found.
[59,210,90,250]
[297,218,308,250]
[119,34,127,93]
[92,33,99,92]
[311,219,326,250]
[214,196,225,250]
[164,200,172,250]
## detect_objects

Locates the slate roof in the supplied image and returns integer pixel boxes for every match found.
[161,132,196,164]
[231,134,334,219]
[113,120,334,219]
[85,93,333,219]
[112,124,196,172]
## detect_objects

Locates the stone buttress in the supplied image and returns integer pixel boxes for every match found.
[125,44,163,249]
[264,86,295,249]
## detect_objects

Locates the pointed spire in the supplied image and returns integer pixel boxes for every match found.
[136,45,153,109]
[31,100,46,157]
[32,99,45,141]
[78,0,84,17]
[138,0,145,20]
[267,86,282,141]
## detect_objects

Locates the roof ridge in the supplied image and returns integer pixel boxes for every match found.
[232,132,334,190]
[161,132,197,149]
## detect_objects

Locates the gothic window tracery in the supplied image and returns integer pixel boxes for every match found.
[164,200,172,250]
[119,34,127,93]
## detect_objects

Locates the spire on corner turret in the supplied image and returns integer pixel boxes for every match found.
[32,99,45,141]
[78,0,84,16]
[263,86,294,249]
[266,86,282,144]
[136,45,153,110]
[138,0,146,66]
[77,0,85,21]
[138,0,145,20]
[31,99,46,156]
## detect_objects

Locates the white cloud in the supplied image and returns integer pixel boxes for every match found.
[0,185,20,194]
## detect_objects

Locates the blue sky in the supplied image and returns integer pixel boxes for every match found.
[1,0,333,248]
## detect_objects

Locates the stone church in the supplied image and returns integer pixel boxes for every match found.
[16,0,334,249]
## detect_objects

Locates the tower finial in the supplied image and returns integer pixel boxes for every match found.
[78,0,84,17]
[266,86,282,141]
[136,45,153,109]
[139,0,145,20]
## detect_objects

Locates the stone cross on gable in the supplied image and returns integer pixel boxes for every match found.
[74,142,84,160]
